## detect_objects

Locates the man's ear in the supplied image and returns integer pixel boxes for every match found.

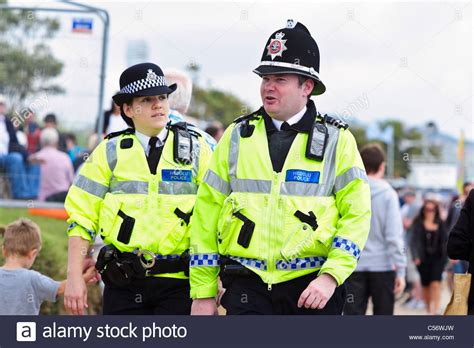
[303,79,315,97]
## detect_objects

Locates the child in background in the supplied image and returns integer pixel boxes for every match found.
[0,218,97,315]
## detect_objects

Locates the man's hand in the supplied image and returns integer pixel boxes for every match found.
[298,273,337,310]
[414,258,421,266]
[191,298,218,315]
[216,277,226,307]
[394,276,406,296]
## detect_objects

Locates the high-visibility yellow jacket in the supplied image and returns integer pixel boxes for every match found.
[189,110,371,298]
[65,125,212,279]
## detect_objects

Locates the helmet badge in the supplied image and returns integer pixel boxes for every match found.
[146,69,159,81]
[266,32,287,60]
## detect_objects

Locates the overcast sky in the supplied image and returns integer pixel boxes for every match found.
[7,0,473,140]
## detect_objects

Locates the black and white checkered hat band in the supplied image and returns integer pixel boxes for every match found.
[119,76,167,94]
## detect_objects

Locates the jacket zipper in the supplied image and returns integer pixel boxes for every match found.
[267,171,280,291]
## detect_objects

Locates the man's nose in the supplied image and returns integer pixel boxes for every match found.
[264,80,275,91]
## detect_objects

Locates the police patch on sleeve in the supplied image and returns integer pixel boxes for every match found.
[161,169,192,182]
[285,170,320,183]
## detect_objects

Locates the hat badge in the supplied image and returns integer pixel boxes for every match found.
[146,69,159,81]
[266,32,287,60]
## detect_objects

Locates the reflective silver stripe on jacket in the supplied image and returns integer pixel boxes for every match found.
[204,170,231,195]
[159,181,198,195]
[228,123,272,194]
[106,137,119,172]
[109,180,149,194]
[228,124,241,180]
[230,178,272,194]
[73,175,108,199]
[333,167,368,194]
[276,256,327,270]
[191,135,200,178]
[280,125,340,196]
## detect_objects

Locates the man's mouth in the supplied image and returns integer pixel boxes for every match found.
[265,96,277,102]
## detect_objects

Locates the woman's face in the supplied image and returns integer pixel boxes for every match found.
[123,94,169,136]
[423,202,437,216]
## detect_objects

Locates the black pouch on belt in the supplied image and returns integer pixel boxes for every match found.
[102,260,135,287]
[117,210,135,244]
[95,244,117,272]
[99,249,146,287]
[233,211,255,248]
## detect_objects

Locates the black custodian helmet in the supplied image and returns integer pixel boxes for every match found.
[253,19,326,95]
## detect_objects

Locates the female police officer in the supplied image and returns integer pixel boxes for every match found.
[64,62,212,315]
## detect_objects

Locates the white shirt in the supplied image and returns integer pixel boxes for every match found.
[0,115,10,156]
[135,128,168,156]
[106,114,128,135]
[271,106,307,131]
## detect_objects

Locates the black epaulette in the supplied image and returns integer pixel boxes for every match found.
[233,110,261,124]
[325,115,349,130]
[105,127,135,139]
[233,110,262,138]
[167,121,201,138]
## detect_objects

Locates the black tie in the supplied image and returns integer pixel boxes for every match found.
[281,121,291,131]
[147,137,162,175]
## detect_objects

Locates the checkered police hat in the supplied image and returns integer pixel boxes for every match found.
[253,20,326,95]
[113,62,177,105]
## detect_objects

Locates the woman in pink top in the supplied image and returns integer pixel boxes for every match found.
[29,128,74,202]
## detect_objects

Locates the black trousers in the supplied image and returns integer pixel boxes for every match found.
[344,271,395,315]
[103,276,191,315]
[220,271,346,315]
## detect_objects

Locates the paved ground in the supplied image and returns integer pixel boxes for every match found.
[371,280,452,315]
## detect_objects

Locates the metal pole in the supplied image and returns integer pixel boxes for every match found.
[388,132,394,179]
[387,125,395,179]
[62,1,109,138]
[0,1,109,138]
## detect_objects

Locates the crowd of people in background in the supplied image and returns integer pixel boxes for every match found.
[0,69,226,202]
[0,68,472,315]
[0,94,84,202]
[397,182,473,315]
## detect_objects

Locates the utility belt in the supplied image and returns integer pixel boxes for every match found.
[220,256,255,277]
[96,244,190,287]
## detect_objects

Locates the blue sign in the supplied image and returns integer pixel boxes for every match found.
[285,169,320,183]
[162,169,192,182]
[72,18,93,33]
